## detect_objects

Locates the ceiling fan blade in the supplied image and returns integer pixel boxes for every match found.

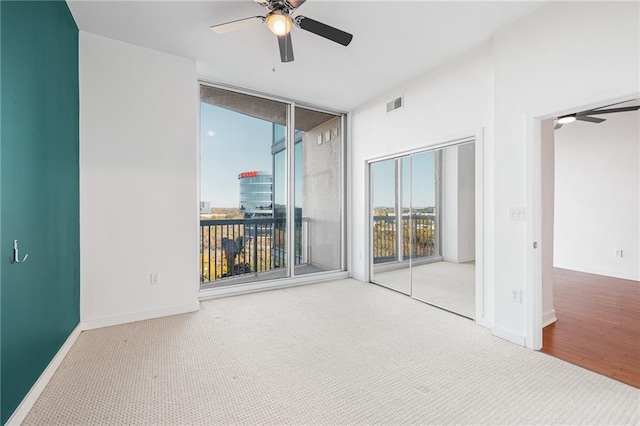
[285,0,306,9]
[579,105,640,116]
[211,16,264,34]
[295,16,353,46]
[554,123,563,130]
[576,115,606,124]
[278,33,294,62]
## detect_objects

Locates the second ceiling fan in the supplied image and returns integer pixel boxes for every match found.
[210,0,353,63]
[555,102,640,129]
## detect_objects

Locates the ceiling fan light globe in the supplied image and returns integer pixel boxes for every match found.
[557,115,576,124]
[266,12,292,36]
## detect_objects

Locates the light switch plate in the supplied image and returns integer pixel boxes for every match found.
[509,207,525,221]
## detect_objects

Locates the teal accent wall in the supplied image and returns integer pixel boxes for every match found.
[1,1,79,423]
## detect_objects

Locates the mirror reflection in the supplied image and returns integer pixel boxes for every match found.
[370,142,476,318]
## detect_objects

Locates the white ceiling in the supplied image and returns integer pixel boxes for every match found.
[67,0,544,111]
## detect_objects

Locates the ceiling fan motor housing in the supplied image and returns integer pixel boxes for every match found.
[212,0,353,63]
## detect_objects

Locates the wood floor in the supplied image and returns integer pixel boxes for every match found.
[542,268,640,388]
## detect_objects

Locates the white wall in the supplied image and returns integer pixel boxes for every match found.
[351,42,494,326]
[554,108,639,281]
[442,147,459,262]
[457,143,476,263]
[442,144,476,264]
[492,1,639,343]
[80,33,200,327]
[351,1,639,344]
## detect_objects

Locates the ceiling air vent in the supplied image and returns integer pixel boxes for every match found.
[386,96,403,113]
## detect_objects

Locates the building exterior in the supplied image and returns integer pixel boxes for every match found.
[199,201,211,215]
[238,171,272,218]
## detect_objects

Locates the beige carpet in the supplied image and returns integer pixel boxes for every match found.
[373,261,475,318]
[24,279,639,425]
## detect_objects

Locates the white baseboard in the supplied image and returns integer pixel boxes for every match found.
[492,326,526,346]
[81,302,200,330]
[554,263,639,282]
[6,324,82,426]
[475,316,493,329]
[542,309,557,328]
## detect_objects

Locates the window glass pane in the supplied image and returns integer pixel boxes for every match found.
[371,159,397,263]
[199,85,288,288]
[293,107,343,275]
[411,151,437,260]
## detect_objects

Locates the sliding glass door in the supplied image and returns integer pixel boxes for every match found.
[369,142,476,319]
[199,84,345,290]
[371,158,409,294]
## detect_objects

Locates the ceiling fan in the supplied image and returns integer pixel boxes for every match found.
[555,102,640,129]
[210,0,353,63]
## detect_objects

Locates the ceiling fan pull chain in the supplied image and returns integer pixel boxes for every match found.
[272,35,278,72]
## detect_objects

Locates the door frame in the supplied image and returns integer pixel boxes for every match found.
[365,128,486,326]
[524,88,639,349]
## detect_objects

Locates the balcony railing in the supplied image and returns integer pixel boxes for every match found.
[200,217,308,284]
[372,214,436,264]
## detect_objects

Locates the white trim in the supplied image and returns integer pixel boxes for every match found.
[195,79,204,296]
[542,309,557,328]
[474,129,486,328]
[287,103,296,277]
[365,132,477,165]
[81,302,200,331]
[6,324,83,426]
[554,264,640,282]
[492,326,526,346]
[342,113,349,274]
[525,115,543,350]
[524,86,640,351]
[198,271,349,300]
[364,158,372,284]
[346,113,354,279]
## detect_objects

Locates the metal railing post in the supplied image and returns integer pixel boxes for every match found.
[253,222,258,275]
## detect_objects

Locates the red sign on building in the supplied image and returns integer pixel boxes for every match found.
[238,171,258,179]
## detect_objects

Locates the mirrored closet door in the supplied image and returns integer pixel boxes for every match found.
[370,142,476,319]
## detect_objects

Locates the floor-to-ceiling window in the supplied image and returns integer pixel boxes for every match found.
[199,84,345,291]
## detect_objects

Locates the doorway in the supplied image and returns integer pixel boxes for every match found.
[369,140,478,319]
[536,99,640,387]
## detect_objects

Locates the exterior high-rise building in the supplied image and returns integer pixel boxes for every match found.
[238,171,272,218]
[199,201,211,215]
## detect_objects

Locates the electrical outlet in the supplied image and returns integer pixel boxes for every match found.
[511,289,522,303]
[150,273,160,285]
[616,250,624,258]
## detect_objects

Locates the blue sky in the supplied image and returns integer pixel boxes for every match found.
[372,152,435,209]
[200,103,273,207]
